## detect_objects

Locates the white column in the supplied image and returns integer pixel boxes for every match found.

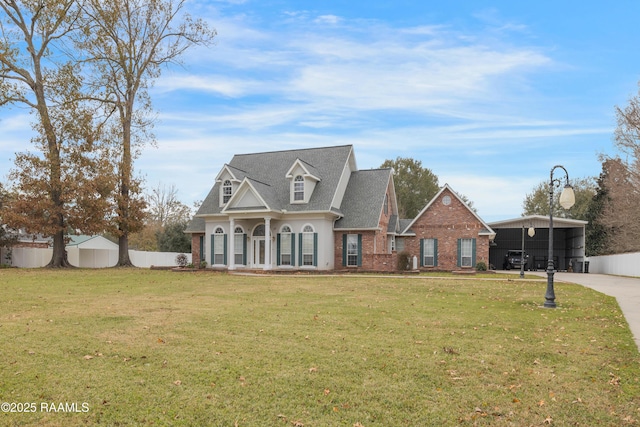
[229,218,235,270]
[264,217,272,270]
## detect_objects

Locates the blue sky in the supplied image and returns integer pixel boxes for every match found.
[2,0,640,222]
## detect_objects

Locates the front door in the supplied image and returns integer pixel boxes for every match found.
[252,224,266,268]
[253,237,265,267]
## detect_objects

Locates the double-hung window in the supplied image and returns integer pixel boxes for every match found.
[222,180,232,204]
[342,233,362,267]
[347,234,359,267]
[458,238,475,267]
[420,238,438,267]
[234,227,245,265]
[212,227,226,265]
[280,226,292,266]
[294,176,304,201]
[300,225,316,266]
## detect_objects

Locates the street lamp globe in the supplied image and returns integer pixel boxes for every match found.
[559,184,575,210]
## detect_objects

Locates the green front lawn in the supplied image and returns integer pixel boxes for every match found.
[0,269,638,426]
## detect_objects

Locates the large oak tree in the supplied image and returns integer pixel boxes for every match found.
[380,157,439,219]
[0,0,112,267]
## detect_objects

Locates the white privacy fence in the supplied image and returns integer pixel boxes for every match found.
[587,252,640,277]
[7,247,191,268]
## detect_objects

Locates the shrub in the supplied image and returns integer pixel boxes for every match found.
[397,251,412,271]
[200,260,208,269]
[476,260,487,271]
[175,253,188,267]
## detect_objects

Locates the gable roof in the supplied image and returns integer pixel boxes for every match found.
[401,184,496,238]
[285,158,322,182]
[334,168,393,230]
[222,178,275,212]
[66,235,119,250]
[215,164,248,183]
[196,145,354,216]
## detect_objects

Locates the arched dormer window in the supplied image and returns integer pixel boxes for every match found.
[294,175,304,201]
[223,180,232,204]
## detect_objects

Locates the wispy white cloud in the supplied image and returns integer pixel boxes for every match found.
[0,4,616,221]
[154,74,267,98]
[158,11,555,133]
[315,15,341,25]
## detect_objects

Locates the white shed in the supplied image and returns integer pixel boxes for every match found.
[66,235,119,268]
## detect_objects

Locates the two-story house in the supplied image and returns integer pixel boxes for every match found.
[185,145,495,272]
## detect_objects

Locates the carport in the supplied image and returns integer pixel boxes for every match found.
[488,215,588,272]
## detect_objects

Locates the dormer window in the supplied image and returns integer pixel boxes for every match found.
[286,159,320,204]
[223,180,232,204]
[294,175,304,201]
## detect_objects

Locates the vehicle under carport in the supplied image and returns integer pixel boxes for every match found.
[487,215,588,272]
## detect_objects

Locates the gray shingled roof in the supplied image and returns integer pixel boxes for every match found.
[185,216,205,233]
[195,145,354,217]
[334,168,392,229]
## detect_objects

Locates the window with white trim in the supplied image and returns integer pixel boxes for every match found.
[347,234,359,267]
[280,225,292,266]
[234,226,244,265]
[212,227,225,265]
[460,238,473,267]
[294,175,304,201]
[222,180,232,204]
[423,238,436,267]
[301,225,315,266]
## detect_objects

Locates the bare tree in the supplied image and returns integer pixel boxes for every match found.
[591,83,640,254]
[147,183,191,227]
[595,157,640,254]
[76,0,216,266]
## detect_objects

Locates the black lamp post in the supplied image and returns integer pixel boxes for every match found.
[520,224,535,279]
[544,165,575,308]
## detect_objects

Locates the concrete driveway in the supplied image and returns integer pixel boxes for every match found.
[539,272,640,350]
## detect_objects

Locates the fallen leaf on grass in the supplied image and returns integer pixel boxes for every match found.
[174,380,182,386]
[443,347,458,355]
[83,355,93,360]
[323,389,330,396]
[157,338,165,344]
[544,416,553,424]
[609,373,621,386]
[309,367,318,373]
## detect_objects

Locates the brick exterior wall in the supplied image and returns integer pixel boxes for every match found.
[334,178,399,272]
[402,188,490,271]
[334,230,397,272]
[191,233,204,267]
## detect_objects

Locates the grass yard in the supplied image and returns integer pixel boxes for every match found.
[1,269,639,426]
